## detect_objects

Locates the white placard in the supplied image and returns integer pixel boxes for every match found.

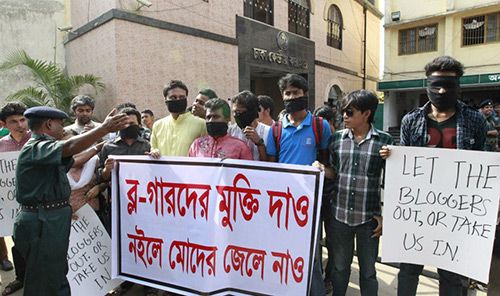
[67,204,123,295]
[0,151,20,237]
[111,156,323,296]
[382,145,500,283]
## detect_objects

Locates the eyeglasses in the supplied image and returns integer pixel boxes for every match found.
[342,108,354,117]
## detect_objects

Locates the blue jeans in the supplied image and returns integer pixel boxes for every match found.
[326,217,379,296]
[397,263,463,296]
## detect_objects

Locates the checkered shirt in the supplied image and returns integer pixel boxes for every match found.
[0,131,32,152]
[400,100,487,151]
[329,126,394,226]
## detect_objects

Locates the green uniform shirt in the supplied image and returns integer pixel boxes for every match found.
[16,133,74,205]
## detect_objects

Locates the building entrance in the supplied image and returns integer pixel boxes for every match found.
[250,66,309,120]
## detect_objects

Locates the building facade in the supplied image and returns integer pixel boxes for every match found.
[380,0,500,130]
[65,0,382,119]
[0,0,67,105]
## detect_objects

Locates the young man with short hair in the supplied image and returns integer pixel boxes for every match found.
[0,102,31,295]
[267,73,331,296]
[381,55,487,296]
[228,90,269,161]
[318,90,393,296]
[191,88,217,119]
[141,109,155,131]
[257,95,275,126]
[150,80,207,157]
[189,98,253,160]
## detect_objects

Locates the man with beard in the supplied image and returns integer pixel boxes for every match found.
[189,98,252,160]
[266,73,331,296]
[65,95,110,140]
[150,80,207,157]
[228,90,269,161]
[380,56,487,296]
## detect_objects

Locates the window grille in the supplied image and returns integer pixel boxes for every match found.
[244,0,273,25]
[462,13,500,46]
[399,25,436,55]
[327,5,343,49]
[288,0,310,38]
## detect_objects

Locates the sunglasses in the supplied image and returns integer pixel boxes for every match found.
[342,108,354,117]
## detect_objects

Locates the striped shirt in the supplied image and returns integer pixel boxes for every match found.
[329,126,393,226]
[0,131,32,152]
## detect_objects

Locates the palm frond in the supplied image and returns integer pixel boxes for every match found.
[0,50,62,93]
[69,74,106,95]
[6,87,50,108]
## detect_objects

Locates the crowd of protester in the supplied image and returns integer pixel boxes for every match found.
[0,55,498,296]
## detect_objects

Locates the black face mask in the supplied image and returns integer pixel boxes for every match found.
[284,96,308,113]
[426,76,460,111]
[234,110,257,129]
[119,124,141,139]
[165,98,187,113]
[206,122,228,137]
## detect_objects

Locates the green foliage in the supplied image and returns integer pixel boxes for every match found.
[0,50,105,123]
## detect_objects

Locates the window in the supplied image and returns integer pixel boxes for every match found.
[327,5,343,49]
[244,0,273,25]
[288,0,310,38]
[399,25,437,55]
[463,13,500,46]
[328,85,342,107]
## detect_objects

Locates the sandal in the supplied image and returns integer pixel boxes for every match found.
[2,280,23,296]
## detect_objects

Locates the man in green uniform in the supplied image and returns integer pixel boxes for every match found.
[14,106,128,296]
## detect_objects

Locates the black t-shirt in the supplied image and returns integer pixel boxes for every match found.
[426,113,457,148]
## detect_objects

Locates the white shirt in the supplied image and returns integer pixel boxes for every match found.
[228,122,269,161]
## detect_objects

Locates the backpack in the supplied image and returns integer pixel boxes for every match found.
[271,116,324,157]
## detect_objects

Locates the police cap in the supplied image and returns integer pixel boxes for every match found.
[24,106,69,119]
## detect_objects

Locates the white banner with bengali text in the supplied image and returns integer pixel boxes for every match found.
[0,151,20,237]
[382,146,500,283]
[111,156,323,296]
[67,204,123,296]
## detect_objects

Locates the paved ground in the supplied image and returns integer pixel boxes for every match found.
[1,236,496,295]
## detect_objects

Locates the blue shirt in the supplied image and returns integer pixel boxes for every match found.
[267,111,331,165]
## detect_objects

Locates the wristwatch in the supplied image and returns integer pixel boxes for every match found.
[256,138,264,146]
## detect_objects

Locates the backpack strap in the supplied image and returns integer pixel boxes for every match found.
[271,121,283,157]
[312,116,323,147]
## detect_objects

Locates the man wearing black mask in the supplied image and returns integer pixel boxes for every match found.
[149,80,207,157]
[266,73,331,296]
[188,98,253,160]
[228,90,269,160]
[97,107,151,182]
[96,107,157,296]
[380,56,487,296]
